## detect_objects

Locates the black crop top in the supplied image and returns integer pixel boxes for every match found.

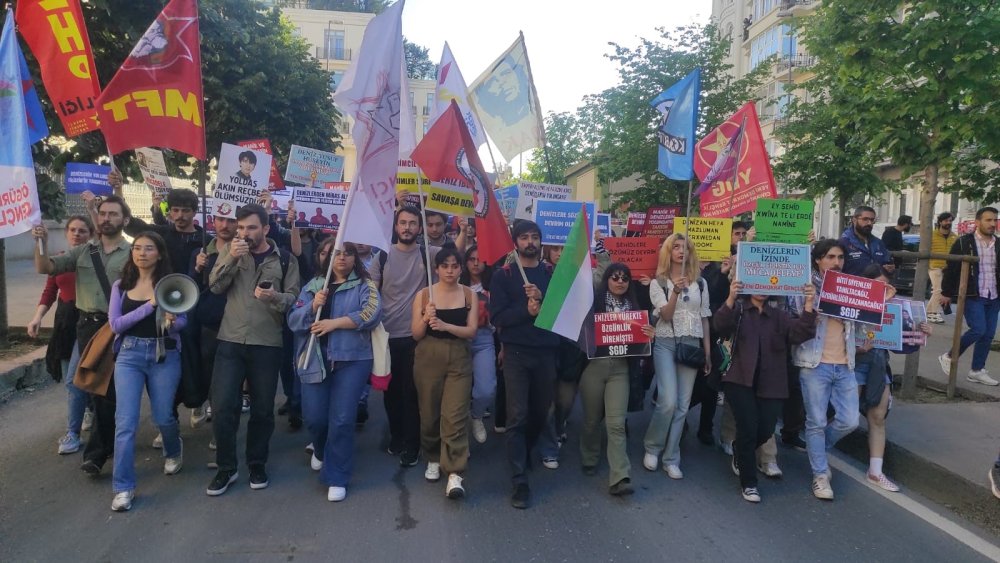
[122,295,158,338]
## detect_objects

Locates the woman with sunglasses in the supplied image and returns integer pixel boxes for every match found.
[643,233,712,479]
[288,242,382,503]
[459,245,496,444]
[580,263,655,495]
[108,232,186,512]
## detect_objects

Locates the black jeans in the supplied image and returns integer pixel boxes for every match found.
[211,341,281,472]
[277,327,301,417]
[689,374,717,437]
[724,382,782,489]
[503,343,557,486]
[384,337,420,456]
[77,315,114,467]
[781,363,805,442]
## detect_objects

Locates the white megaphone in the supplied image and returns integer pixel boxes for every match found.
[154,274,201,315]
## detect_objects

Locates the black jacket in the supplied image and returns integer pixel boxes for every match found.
[943,233,1000,299]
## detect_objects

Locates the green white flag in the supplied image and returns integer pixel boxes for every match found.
[535,205,594,339]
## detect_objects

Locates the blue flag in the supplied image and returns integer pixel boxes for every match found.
[0,11,43,237]
[16,35,48,145]
[650,68,701,181]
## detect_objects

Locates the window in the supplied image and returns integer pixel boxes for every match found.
[324,29,345,60]
[329,70,345,92]
[425,93,434,116]
[749,24,796,70]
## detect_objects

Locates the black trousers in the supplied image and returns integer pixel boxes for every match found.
[77,315,114,467]
[503,344,557,486]
[689,375,718,437]
[724,382,782,489]
[384,337,420,456]
[781,363,805,441]
[211,341,281,472]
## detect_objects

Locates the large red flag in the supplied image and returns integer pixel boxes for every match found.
[16,0,101,137]
[694,102,776,218]
[411,100,514,265]
[94,0,205,159]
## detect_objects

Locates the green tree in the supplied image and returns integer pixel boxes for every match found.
[404,38,435,80]
[514,111,587,184]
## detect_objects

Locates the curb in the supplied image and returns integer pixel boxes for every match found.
[0,348,50,402]
[915,375,1000,403]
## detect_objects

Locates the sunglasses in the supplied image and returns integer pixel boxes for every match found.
[609,273,630,283]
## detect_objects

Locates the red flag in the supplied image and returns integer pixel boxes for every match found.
[694,102,776,217]
[95,0,205,159]
[411,100,514,265]
[16,0,101,137]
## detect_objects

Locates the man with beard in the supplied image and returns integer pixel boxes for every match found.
[840,206,893,277]
[33,196,133,476]
[927,212,957,323]
[206,204,300,495]
[369,206,440,467]
[489,220,559,509]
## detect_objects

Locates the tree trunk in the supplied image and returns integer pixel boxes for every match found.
[838,192,849,232]
[0,239,8,348]
[901,163,938,399]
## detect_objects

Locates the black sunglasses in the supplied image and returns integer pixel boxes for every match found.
[609,273,630,282]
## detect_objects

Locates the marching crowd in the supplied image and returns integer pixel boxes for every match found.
[28,178,1000,512]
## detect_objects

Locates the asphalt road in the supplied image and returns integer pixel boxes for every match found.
[1,381,996,562]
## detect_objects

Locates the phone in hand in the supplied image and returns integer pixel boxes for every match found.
[258,280,273,290]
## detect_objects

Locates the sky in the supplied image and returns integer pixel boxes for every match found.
[402,0,710,117]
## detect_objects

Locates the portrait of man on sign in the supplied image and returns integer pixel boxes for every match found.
[236,150,257,181]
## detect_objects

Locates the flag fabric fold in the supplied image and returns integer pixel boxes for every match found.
[650,68,700,181]
[332,0,405,251]
[94,0,206,159]
[410,101,514,265]
[693,116,744,197]
[535,205,593,340]
[16,40,48,145]
[429,42,487,148]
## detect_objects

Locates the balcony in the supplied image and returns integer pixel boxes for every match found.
[315,47,352,61]
[774,53,817,78]
[777,0,815,17]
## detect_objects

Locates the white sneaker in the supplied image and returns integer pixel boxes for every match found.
[208,438,217,451]
[327,486,346,502]
[81,409,94,432]
[471,418,488,444]
[812,474,834,500]
[152,433,163,449]
[446,474,465,499]
[542,457,559,470]
[424,462,441,482]
[968,369,999,386]
[938,353,952,377]
[164,439,183,475]
[111,490,134,512]
[664,464,684,479]
[305,442,315,454]
[190,405,208,428]
[643,453,659,472]
[721,441,734,456]
[311,453,323,471]
[57,432,81,455]
[758,462,783,478]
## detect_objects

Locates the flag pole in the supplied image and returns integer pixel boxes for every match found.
[726,115,748,218]
[198,162,208,248]
[682,178,693,276]
[415,173,435,304]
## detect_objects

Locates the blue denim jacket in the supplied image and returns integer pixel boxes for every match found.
[288,273,382,383]
[788,272,857,370]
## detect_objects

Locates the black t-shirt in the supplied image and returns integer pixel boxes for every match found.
[122,294,157,338]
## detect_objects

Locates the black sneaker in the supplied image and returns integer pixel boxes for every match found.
[277,400,289,416]
[249,465,269,490]
[386,440,403,456]
[80,459,102,476]
[697,432,714,446]
[355,405,369,429]
[609,478,634,496]
[582,465,597,476]
[288,415,303,431]
[399,450,419,467]
[511,483,531,509]
[781,435,807,452]
[206,470,238,496]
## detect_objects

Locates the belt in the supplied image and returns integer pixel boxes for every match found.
[79,311,108,323]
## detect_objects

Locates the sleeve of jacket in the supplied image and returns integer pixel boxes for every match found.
[787,310,818,345]
[489,269,532,329]
[208,245,244,295]
[271,254,300,314]
[108,281,156,334]
[347,279,382,331]
[124,215,166,238]
[287,282,319,334]
[593,250,612,287]
[713,301,737,337]
[268,218,292,250]
[942,237,964,298]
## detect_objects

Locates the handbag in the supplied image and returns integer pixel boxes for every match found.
[665,278,706,370]
[369,322,392,391]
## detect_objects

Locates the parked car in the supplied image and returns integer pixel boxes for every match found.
[893,233,926,296]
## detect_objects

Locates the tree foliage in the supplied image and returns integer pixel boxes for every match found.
[404,38,435,80]
[515,111,587,184]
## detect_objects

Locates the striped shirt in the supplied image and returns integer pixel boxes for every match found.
[974,231,997,299]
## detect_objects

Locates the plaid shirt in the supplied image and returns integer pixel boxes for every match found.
[974,231,998,299]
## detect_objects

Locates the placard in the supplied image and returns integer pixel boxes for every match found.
[514,181,573,221]
[902,300,927,347]
[735,242,811,295]
[65,163,113,196]
[854,301,903,351]
[817,270,887,324]
[135,148,173,196]
[496,185,519,222]
[396,159,427,207]
[673,217,732,262]
[626,212,646,233]
[533,199,595,246]
[292,186,348,229]
[596,213,612,238]
[238,139,285,191]
[211,143,273,216]
[643,205,680,238]
[285,144,345,186]
[754,198,814,243]
[424,181,475,217]
[603,237,660,278]
[198,199,217,235]
[591,310,652,358]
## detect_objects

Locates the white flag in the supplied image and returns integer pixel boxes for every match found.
[469,33,546,162]
[332,0,405,251]
[429,42,487,148]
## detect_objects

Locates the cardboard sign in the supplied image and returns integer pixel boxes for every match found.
[291,186,348,229]
[424,181,475,217]
[591,311,652,358]
[238,139,285,191]
[673,217,732,262]
[285,145,345,186]
[902,300,927,347]
[855,301,903,351]
[626,212,646,232]
[198,199,217,235]
[496,184,519,223]
[735,242,811,295]
[211,143,273,218]
[514,181,573,221]
[603,237,660,278]
[596,213,612,237]
[754,198,814,243]
[643,206,680,238]
[65,163,113,196]
[135,148,173,196]
[533,199,595,246]
[396,159,427,207]
[817,270,887,324]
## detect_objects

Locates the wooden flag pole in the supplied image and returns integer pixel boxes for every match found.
[415,173,435,303]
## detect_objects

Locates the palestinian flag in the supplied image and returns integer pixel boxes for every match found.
[535,205,594,340]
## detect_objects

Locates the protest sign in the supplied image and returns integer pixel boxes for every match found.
[135,148,172,196]
[211,143,272,214]
[673,217,732,261]
[596,213,612,237]
[902,300,927,347]
[603,237,660,278]
[199,199,217,234]
[424,181,475,217]
[854,301,903,351]
[735,242,811,295]
[238,139,285,191]
[626,212,646,233]
[589,311,652,359]
[754,198,814,243]
[817,270,887,324]
[533,199,595,246]
[496,185,519,223]
[643,206,680,238]
[514,181,573,221]
[396,159,427,207]
[285,145,345,186]
[65,163,112,196]
[292,186,348,229]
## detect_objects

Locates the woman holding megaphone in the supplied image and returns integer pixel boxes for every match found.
[107,232,188,512]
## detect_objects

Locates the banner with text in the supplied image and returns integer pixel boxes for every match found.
[596,213,612,238]
[590,310,652,359]
[291,185,348,229]
[534,199,595,246]
[626,211,646,233]
[423,180,475,217]
[65,163,112,195]
[284,144,344,186]
[735,242,811,295]
[603,237,660,278]
[396,158,427,207]
[643,205,681,238]
[754,198,814,243]
[515,181,573,221]
[818,270,887,324]
[496,184,519,222]
[135,148,173,196]
[211,143,272,217]
[673,217,732,261]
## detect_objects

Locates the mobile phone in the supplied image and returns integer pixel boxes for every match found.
[258,280,273,290]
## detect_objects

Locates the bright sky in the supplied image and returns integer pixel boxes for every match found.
[402,0,710,117]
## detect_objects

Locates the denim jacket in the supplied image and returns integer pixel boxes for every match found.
[788,271,857,370]
[287,273,382,383]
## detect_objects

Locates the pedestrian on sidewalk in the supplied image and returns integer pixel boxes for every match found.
[840,206,894,277]
[940,206,1000,386]
[927,213,957,324]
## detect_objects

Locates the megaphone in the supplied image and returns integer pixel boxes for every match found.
[154,274,200,315]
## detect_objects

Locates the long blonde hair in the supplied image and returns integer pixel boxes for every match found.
[655,233,700,283]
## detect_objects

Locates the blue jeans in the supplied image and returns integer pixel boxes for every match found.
[112,337,182,493]
[470,328,496,419]
[800,363,859,476]
[643,337,700,466]
[959,297,1000,371]
[300,359,372,487]
[65,344,87,437]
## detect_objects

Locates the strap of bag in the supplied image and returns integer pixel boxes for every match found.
[89,244,113,303]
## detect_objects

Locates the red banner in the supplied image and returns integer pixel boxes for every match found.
[817,270,887,325]
[626,211,646,232]
[694,102,777,218]
[16,0,101,137]
[95,0,206,159]
[603,237,660,278]
[237,139,285,191]
[643,205,680,238]
[592,311,652,358]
